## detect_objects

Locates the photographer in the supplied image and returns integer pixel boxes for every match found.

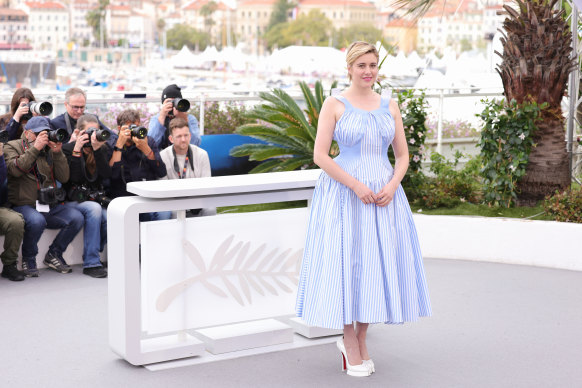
[0,142,26,282]
[159,117,215,217]
[108,109,168,221]
[50,87,110,142]
[61,114,110,278]
[148,84,201,150]
[0,87,43,141]
[4,116,83,277]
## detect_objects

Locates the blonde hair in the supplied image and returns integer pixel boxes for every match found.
[345,41,379,81]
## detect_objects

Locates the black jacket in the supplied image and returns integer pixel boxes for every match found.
[106,134,166,199]
[61,142,112,196]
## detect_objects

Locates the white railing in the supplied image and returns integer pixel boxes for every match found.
[0,88,505,154]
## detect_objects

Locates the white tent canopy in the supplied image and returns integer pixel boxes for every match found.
[172,45,199,68]
[266,46,346,75]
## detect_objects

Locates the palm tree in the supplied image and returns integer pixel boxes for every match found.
[497,0,576,205]
[230,81,337,173]
[397,0,577,205]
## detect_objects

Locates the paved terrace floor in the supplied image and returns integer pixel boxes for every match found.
[0,258,580,388]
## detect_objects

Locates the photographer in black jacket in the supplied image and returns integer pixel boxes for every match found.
[61,114,111,278]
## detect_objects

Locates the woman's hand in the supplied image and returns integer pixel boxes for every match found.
[14,102,29,122]
[74,130,89,152]
[352,181,377,204]
[375,182,397,207]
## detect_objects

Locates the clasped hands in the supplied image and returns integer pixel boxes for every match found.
[353,181,396,207]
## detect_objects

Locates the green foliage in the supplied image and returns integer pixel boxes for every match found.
[230,80,337,173]
[414,152,482,209]
[543,188,582,223]
[191,101,253,135]
[397,89,428,174]
[166,24,210,51]
[477,98,546,207]
[85,0,109,44]
[334,24,382,49]
[264,10,331,49]
[268,0,295,30]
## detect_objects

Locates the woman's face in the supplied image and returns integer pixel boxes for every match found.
[348,53,378,87]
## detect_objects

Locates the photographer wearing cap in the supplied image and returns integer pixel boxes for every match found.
[0,88,42,141]
[50,87,110,142]
[108,109,168,221]
[148,84,201,150]
[61,114,111,278]
[4,116,83,277]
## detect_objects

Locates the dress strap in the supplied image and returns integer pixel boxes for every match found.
[381,88,392,106]
[333,94,353,110]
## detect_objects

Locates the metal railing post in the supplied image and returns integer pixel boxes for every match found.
[199,93,205,136]
[437,90,444,155]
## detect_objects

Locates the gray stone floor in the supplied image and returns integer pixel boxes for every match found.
[0,258,580,388]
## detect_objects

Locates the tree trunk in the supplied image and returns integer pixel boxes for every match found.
[517,111,570,206]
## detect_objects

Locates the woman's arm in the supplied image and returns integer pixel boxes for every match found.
[376,99,409,207]
[313,97,377,204]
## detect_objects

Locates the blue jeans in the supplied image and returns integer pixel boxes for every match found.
[139,211,171,222]
[13,204,84,261]
[63,201,107,268]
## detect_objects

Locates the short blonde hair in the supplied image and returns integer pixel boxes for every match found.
[346,41,379,81]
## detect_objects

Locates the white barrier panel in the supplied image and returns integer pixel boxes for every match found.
[140,209,308,334]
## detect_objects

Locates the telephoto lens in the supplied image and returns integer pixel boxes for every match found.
[29,101,53,116]
[47,128,68,143]
[172,98,190,112]
[84,127,111,145]
[129,124,148,139]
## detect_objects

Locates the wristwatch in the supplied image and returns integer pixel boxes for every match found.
[113,145,122,152]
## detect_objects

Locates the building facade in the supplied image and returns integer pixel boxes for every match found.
[297,0,377,30]
[19,1,69,50]
[0,8,30,49]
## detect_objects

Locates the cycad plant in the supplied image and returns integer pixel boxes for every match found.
[497,0,577,205]
[230,80,337,173]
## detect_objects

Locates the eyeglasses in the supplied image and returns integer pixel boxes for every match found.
[68,104,85,111]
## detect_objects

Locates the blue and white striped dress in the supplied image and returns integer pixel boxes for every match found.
[295,94,432,329]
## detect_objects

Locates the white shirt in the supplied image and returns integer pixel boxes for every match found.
[159,144,211,180]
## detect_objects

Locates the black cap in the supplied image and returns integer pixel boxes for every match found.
[162,84,182,103]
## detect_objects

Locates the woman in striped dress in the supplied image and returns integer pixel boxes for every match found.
[295,41,432,377]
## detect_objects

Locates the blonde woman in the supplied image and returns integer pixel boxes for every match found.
[296,41,432,377]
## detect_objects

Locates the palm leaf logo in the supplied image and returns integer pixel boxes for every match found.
[155,235,302,312]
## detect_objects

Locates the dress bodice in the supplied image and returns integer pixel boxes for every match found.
[331,94,396,181]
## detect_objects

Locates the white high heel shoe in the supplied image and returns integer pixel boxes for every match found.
[364,359,375,373]
[336,339,371,377]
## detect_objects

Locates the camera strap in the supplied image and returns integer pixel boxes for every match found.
[64,112,74,135]
[172,146,194,179]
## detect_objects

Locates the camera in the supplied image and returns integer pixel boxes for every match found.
[0,130,9,144]
[88,188,112,208]
[129,124,147,139]
[38,186,66,205]
[21,101,53,121]
[44,128,68,143]
[172,98,190,112]
[84,126,111,146]
[68,185,111,208]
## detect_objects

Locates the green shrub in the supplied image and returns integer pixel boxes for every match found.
[477,98,546,207]
[191,101,253,135]
[414,151,482,209]
[543,188,582,223]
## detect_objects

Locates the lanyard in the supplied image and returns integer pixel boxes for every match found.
[172,146,194,179]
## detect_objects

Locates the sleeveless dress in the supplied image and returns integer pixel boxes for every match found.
[295,94,432,329]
